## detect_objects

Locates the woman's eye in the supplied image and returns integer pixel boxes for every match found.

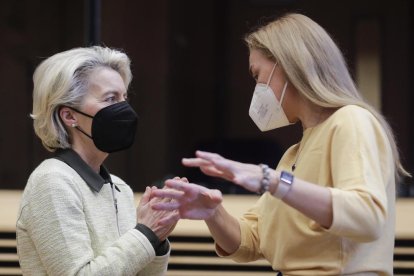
[105,96,117,103]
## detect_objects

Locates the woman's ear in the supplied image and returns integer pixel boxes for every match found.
[59,106,77,128]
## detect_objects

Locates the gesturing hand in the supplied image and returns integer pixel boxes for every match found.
[137,186,179,241]
[182,150,263,193]
[151,179,223,223]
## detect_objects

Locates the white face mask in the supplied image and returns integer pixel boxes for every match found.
[249,64,291,131]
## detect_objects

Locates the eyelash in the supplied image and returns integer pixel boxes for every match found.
[106,96,117,103]
[105,94,128,103]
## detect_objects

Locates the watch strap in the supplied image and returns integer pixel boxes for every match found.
[274,170,294,199]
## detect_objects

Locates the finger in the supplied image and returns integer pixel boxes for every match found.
[182,157,212,168]
[195,150,223,162]
[171,176,189,183]
[149,186,161,200]
[195,151,235,173]
[200,166,225,178]
[148,193,173,204]
[152,188,184,200]
[164,179,189,191]
[164,180,211,199]
[161,196,173,203]
[214,159,234,172]
[162,177,180,189]
[139,186,152,205]
[151,201,181,211]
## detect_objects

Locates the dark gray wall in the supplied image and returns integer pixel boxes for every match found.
[0,0,413,195]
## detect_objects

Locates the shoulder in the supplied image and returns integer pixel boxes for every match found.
[313,105,390,152]
[322,105,390,151]
[28,158,77,185]
[330,105,375,124]
[21,158,85,212]
[323,105,382,135]
[24,158,81,197]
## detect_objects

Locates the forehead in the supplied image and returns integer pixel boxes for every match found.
[249,49,273,68]
[88,67,126,92]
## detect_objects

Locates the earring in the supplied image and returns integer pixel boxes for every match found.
[71,123,77,128]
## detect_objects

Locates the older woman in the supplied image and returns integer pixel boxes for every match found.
[152,13,410,275]
[16,46,178,275]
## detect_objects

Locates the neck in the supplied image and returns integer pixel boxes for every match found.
[299,103,333,130]
[69,127,108,172]
[71,144,108,172]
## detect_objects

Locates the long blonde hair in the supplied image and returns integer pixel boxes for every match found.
[31,46,132,151]
[245,13,410,180]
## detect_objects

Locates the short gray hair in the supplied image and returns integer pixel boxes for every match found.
[31,46,132,151]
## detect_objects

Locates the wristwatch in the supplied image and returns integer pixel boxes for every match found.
[274,170,294,199]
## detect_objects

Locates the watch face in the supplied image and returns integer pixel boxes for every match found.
[280,171,294,185]
[275,170,294,199]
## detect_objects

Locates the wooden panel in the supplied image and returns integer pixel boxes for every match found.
[395,199,414,239]
[1,190,414,275]
[2,190,414,238]
[0,268,21,275]
[167,272,274,276]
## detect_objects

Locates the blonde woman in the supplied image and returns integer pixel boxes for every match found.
[17,46,178,275]
[152,13,410,275]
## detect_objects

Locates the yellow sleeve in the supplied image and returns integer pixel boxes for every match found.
[325,107,393,242]
[216,197,265,262]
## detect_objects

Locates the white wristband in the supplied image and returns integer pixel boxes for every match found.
[274,171,294,199]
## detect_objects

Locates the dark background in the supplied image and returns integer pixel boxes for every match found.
[1,0,413,196]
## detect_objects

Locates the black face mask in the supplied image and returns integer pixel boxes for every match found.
[69,101,138,153]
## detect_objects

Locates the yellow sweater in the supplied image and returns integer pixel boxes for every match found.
[221,105,395,275]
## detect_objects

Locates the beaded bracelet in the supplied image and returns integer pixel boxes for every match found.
[258,164,271,194]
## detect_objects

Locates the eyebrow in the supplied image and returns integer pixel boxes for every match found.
[105,90,125,95]
[102,90,127,98]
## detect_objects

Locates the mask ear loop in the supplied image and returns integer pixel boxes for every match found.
[266,63,289,106]
[65,106,94,119]
[62,105,94,139]
[73,124,93,139]
[265,63,277,88]
[265,64,293,127]
[279,81,289,105]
